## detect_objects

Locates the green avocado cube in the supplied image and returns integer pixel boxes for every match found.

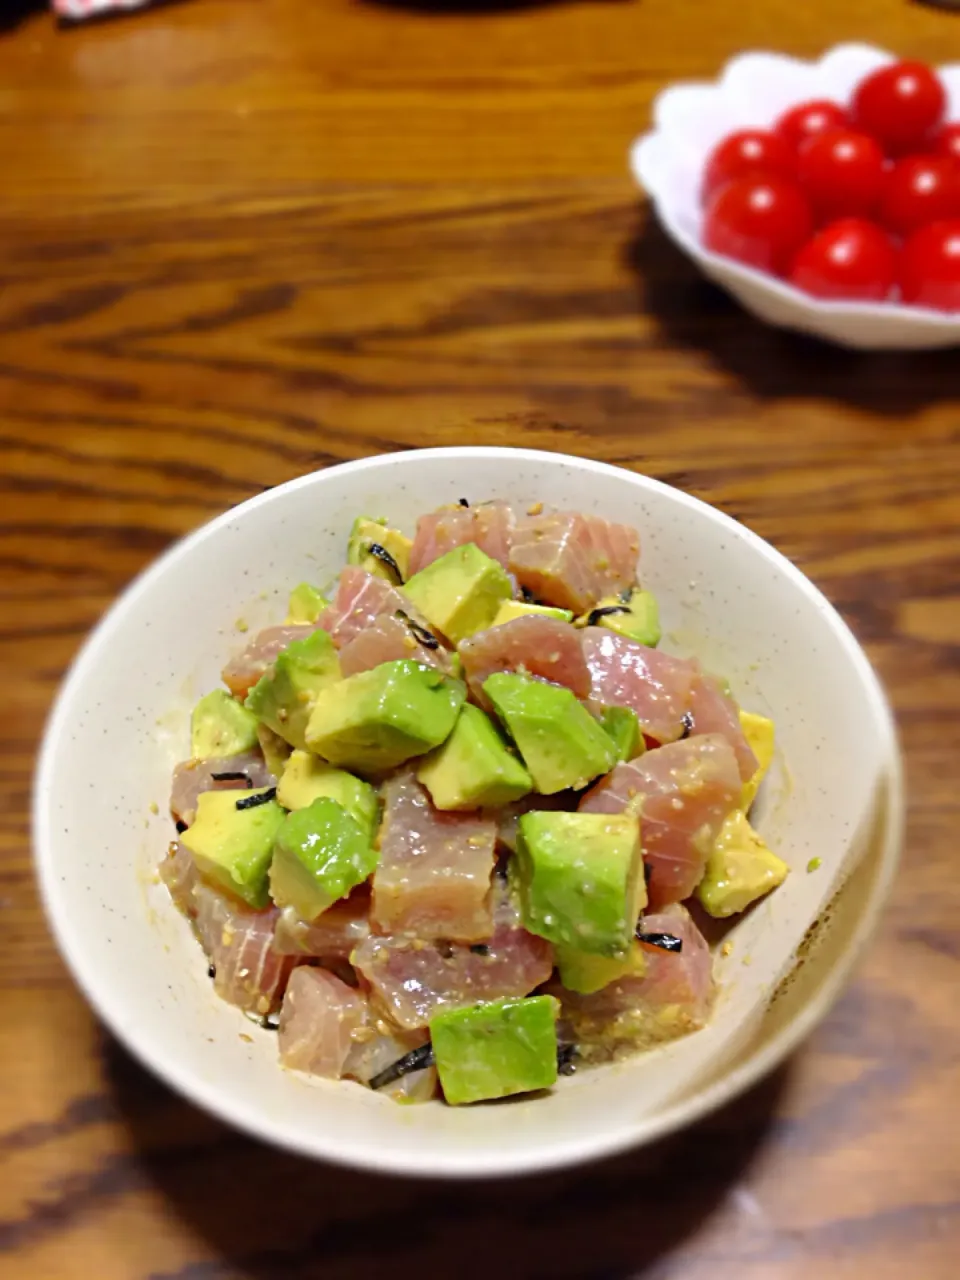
[697,810,789,918]
[245,629,341,751]
[257,722,292,777]
[417,704,533,811]
[492,600,574,626]
[181,788,285,909]
[305,659,465,774]
[581,589,661,647]
[739,710,775,810]
[286,583,330,624]
[190,689,259,759]
[402,543,512,645]
[596,705,643,764]
[483,672,617,794]
[555,940,647,995]
[430,995,559,1105]
[515,811,646,956]
[277,748,379,840]
[269,797,377,921]
[347,516,412,583]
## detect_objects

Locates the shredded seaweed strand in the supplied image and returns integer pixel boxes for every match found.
[235,787,278,811]
[557,1043,578,1076]
[211,770,251,782]
[635,930,684,954]
[586,604,631,627]
[368,543,403,582]
[395,610,441,650]
[369,1043,436,1090]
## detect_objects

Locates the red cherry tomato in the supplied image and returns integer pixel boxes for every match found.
[933,123,960,169]
[702,129,794,202]
[775,99,850,151]
[796,128,887,219]
[703,175,814,275]
[852,60,947,156]
[789,218,897,301]
[900,220,960,310]
[879,155,960,238]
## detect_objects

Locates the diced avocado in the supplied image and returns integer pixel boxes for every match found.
[555,940,647,995]
[277,748,379,839]
[305,659,465,774]
[190,690,259,759]
[245,630,341,751]
[577,589,661,647]
[597,705,643,763]
[492,600,574,626]
[417,703,533,811]
[181,788,284,909]
[402,544,512,645]
[740,710,775,809]
[697,810,789,918]
[286,583,330,624]
[430,995,559,1105]
[347,516,412,583]
[257,722,292,778]
[483,672,617,794]
[515,811,646,956]
[269,797,377,921]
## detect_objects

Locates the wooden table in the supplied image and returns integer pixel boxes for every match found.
[2,0,958,1275]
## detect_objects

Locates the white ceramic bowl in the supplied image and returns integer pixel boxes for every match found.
[34,448,903,1177]
[631,44,960,350]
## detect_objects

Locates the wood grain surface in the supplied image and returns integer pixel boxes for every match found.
[2,0,958,1275]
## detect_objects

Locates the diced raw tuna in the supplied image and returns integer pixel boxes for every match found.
[408,501,516,575]
[159,840,199,917]
[273,889,372,958]
[371,774,497,943]
[354,888,554,1030]
[688,674,758,783]
[222,623,319,699]
[582,628,700,744]
[579,734,741,908]
[555,904,714,1054]
[169,751,275,826]
[343,1023,438,1102]
[192,883,295,1015]
[459,615,591,708]
[278,967,368,1078]
[318,567,416,650]
[508,512,640,613]
[337,613,453,678]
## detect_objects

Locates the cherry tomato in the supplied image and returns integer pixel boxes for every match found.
[789,218,897,301]
[775,99,850,152]
[702,129,794,202]
[796,128,887,219]
[932,123,960,169]
[900,220,960,310]
[703,175,814,275]
[851,60,947,155]
[879,155,960,238]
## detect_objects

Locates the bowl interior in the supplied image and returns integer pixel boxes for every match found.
[35,448,901,1176]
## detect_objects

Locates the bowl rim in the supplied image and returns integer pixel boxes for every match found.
[33,447,905,1177]
[629,42,960,333]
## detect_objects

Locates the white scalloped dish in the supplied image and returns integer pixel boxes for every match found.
[631,44,960,350]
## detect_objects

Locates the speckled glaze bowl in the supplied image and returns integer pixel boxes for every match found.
[34,448,903,1177]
